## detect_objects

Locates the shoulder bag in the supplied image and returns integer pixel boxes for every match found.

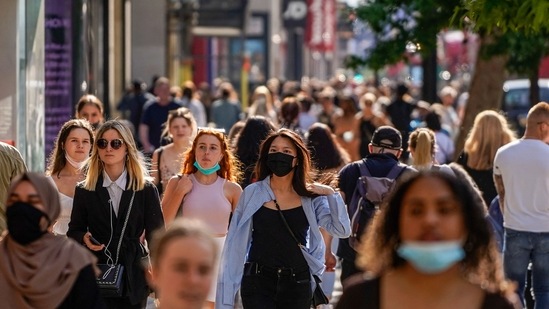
[96,191,135,298]
[273,200,330,307]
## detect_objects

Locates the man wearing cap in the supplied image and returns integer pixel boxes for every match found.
[336,126,416,285]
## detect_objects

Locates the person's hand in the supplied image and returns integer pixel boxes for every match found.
[307,182,335,196]
[83,232,105,251]
[176,174,193,195]
[325,251,337,272]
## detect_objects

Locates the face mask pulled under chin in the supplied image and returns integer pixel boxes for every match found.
[6,202,49,245]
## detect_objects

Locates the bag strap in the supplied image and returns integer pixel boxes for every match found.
[273,200,304,249]
[386,163,406,179]
[114,191,135,264]
[157,147,163,183]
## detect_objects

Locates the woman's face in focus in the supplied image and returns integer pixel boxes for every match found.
[151,236,215,309]
[399,175,465,242]
[64,128,92,162]
[194,134,223,169]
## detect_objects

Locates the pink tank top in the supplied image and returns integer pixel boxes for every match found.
[181,174,232,235]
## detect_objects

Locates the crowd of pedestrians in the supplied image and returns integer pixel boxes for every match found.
[0,74,546,309]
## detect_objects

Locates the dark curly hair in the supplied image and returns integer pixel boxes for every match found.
[357,170,513,294]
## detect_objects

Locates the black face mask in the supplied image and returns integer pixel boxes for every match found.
[267,152,295,177]
[91,122,100,130]
[6,202,48,245]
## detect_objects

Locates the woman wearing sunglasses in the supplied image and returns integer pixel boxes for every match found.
[161,128,242,309]
[68,120,165,309]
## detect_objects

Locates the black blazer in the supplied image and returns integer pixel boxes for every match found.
[68,175,164,305]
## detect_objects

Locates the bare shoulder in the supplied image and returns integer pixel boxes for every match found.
[225,180,243,193]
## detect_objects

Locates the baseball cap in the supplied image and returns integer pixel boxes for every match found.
[371,126,402,149]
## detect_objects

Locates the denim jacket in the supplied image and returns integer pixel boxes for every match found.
[215,176,351,308]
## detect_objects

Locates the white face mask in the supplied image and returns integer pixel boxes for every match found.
[65,153,87,170]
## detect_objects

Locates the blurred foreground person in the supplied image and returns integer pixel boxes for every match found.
[336,171,519,309]
[0,172,104,309]
[148,218,217,309]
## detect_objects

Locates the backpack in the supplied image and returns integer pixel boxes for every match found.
[348,162,407,250]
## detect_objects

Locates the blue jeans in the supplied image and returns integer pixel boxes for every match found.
[504,228,549,309]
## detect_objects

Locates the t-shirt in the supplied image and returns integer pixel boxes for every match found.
[494,139,549,232]
[141,100,182,148]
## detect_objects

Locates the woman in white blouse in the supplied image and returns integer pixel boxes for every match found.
[46,119,94,235]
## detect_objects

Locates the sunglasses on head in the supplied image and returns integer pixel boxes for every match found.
[96,138,124,150]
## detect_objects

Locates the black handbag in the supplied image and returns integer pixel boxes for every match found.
[273,200,330,307]
[312,274,330,307]
[96,191,135,298]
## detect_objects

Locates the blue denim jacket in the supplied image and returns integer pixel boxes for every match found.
[215,176,351,308]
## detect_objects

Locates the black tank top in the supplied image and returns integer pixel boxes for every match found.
[248,206,309,268]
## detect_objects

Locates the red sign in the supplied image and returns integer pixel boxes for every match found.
[305,0,336,52]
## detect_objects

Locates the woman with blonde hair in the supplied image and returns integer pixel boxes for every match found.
[456,110,516,206]
[248,85,278,125]
[46,119,94,235]
[151,107,197,196]
[161,128,242,308]
[68,120,165,308]
[408,127,454,175]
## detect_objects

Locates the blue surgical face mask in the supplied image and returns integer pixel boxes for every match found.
[397,240,465,274]
[193,161,220,175]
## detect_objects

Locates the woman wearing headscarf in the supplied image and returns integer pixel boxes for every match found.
[0,172,104,309]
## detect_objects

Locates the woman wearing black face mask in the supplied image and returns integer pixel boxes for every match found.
[0,172,105,309]
[216,129,351,309]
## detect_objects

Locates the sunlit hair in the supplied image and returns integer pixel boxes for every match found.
[526,101,549,129]
[160,107,198,140]
[180,128,242,183]
[46,119,94,177]
[359,92,377,110]
[150,218,217,269]
[408,128,435,169]
[357,170,513,294]
[255,129,316,197]
[75,94,104,118]
[248,85,275,118]
[464,110,516,170]
[83,120,149,191]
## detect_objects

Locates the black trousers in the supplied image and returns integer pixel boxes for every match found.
[340,258,360,287]
[241,262,312,309]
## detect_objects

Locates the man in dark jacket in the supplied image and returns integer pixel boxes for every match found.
[337,126,415,285]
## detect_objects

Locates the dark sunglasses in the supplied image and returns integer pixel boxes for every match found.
[96,138,124,150]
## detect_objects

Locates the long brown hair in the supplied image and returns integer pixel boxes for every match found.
[358,171,513,295]
[46,119,94,176]
[255,129,317,197]
[180,128,242,183]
